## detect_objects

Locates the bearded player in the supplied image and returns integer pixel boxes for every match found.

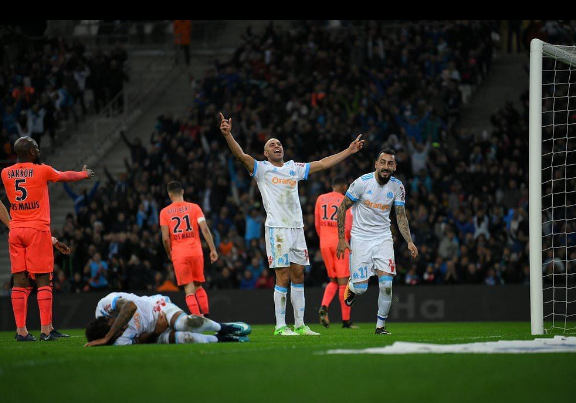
[220,112,364,336]
[2,137,94,341]
[315,176,355,329]
[160,181,218,317]
[336,148,418,335]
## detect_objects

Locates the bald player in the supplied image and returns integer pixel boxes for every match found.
[220,113,364,336]
[2,137,94,341]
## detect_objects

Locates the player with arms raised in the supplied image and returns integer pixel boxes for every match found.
[336,148,418,334]
[1,137,94,341]
[160,181,218,317]
[220,112,364,336]
[315,176,355,328]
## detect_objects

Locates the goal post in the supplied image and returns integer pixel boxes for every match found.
[529,38,544,335]
[530,38,576,335]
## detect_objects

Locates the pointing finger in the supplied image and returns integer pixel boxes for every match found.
[219,112,225,121]
[355,134,362,142]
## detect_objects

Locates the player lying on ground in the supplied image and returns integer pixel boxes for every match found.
[220,113,364,336]
[1,137,94,341]
[160,181,217,317]
[315,176,356,329]
[336,148,418,335]
[85,292,251,346]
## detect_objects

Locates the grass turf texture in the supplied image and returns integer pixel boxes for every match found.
[0,322,574,403]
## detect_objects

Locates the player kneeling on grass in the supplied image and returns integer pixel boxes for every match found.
[336,149,418,335]
[85,292,251,346]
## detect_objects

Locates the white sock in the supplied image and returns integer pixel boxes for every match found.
[176,331,218,344]
[274,285,288,329]
[377,276,393,328]
[291,283,305,328]
[173,313,221,333]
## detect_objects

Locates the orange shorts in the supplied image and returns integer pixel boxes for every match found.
[172,255,205,285]
[9,228,54,274]
[321,246,350,279]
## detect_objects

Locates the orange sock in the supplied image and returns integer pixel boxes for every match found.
[321,282,338,307]
[37,286,53,327]
[24,287,33,318]
[338,285,351,321]
[195,288,209,315]
[11,287,27,328]
[185,294,201,315]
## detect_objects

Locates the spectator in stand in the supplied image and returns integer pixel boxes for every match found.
[173,20,191,66]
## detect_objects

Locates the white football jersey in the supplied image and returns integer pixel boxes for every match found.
[346,172,406,241]
[95,292,165,345]
[252,160,310,228]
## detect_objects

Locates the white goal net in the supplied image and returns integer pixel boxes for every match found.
[530,39,576,335]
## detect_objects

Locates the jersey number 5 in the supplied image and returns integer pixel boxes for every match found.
[15,179,27,201]
[171,215,193,234]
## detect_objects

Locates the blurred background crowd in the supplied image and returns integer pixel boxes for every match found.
[2,20,575,295]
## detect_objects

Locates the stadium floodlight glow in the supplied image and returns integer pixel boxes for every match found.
[530,38,576,335]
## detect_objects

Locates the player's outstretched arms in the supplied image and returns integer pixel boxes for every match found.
[336,196,354,259]
[0,200,11,228]
[219,112,255,174]
[53,165,95,182]
[308,134,364,175]
[395,205,418,259]
[84,299,137,347]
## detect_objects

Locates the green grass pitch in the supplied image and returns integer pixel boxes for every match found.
[1,322,574,403]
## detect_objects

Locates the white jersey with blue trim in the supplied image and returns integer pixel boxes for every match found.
[95,292,163,345]
[251,159,310,228]
[345,173,406,241]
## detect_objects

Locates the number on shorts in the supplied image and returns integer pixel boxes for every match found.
[321,204,338,221]
[171,215,193,234]
[15,179,27,201]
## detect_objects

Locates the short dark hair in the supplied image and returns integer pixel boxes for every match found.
[332,176,347,187]
[85,317,112,342]
[377,148,396,160]
[167,181,183,194]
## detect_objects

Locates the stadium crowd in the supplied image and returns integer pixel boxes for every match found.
[11,20,550,293]
[0,25,129,164]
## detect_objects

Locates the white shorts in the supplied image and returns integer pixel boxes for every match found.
[349,237,396,283]
[151,295,183,325]
[265,226,309,268]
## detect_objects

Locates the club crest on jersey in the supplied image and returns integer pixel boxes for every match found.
[367,190,373,195]
[289,170,296,176]
[387,191,394,198]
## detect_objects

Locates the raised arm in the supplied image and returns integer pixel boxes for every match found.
[84,299,137,347]
[308,134,364,175]
[51,165,95,183]
[199,219,218,263]
[219,112,255,174]
[336,196,355,259]
[395,204,418,259]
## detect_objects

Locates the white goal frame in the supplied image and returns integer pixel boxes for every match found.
[529,38,576,335]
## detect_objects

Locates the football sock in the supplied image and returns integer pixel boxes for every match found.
[175,331,218,344]
[24,287,33,318]
[185,294,201,315]
[377,276,393,328]
[321,282,338,308]
[338,285,351,321]
[273,285,287,329]
[195,287,209,315]
[37,286,53,327]
[11,287,27,329]
[173,312,221,333]
[291,283,305,328]
[349,281,368,295]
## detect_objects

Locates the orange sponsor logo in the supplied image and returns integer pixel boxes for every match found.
[271,177,297,187]
[364,200,390,211]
